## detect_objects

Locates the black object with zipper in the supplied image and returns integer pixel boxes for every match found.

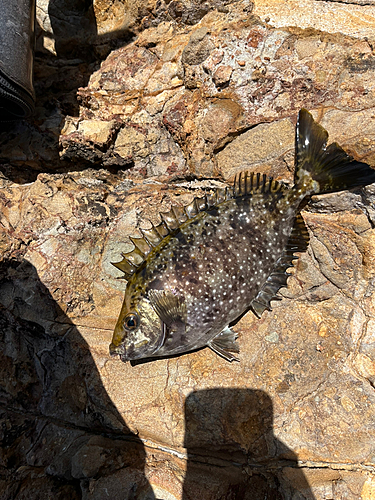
[0,0,36,120]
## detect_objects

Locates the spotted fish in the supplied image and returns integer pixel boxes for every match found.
[110,109,375,363]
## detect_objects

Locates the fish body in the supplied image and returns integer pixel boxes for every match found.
[110,109,375,363]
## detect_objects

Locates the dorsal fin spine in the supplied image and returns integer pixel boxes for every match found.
[261,174,266,193]
[154,220,169,238]
[185,198,198,218]
[112,170,287,278]
[139,228,155,247]
[206,191,216,207]
[249,172,254,192]
[129,236,150,257]
[238,172,243,196]
[243,171,249,195]
[172,206,188,224]
[121,251,142,266]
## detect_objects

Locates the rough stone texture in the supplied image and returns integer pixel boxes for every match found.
[1,0,375,498]
[254,0,375,39]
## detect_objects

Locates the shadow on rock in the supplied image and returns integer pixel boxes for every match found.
[0,0,134,183]
[48,0,98,60]
[182,388,316,500]
[0,258,155,500]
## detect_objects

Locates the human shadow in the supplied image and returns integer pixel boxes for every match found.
[182,389,316,500]
[0,258,155,499]
[48,0,98,60]
[0,0,134,183]
[46,0,134,114]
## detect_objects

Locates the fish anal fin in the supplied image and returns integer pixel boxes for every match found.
[289,213,310,252]
[148,289,187,326]
[208,326,239,362]
[250,214,309,318]
[250,298,272,319]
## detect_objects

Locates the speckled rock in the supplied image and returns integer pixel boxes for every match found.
[1,0,375,499]
[57,10,375,181]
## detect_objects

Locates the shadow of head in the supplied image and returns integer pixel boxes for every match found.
[0,258,155,499]
[182,388,316,500]
[48,0,97,59]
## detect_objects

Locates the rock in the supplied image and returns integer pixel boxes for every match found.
[254,0,375,39]
[212,65,233,87]
[216,118,295,180]
[1,0,375,498]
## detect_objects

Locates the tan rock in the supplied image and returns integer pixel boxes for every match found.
[212,65,233,87]
[362,476,375,500]
[253,0,375,39]
[93,0,134,36]
[2,1,375,498]
[78,119,116,145]
[216,118,295,179]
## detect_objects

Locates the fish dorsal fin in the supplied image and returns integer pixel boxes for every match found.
[233,171,286,197]
[112,218,171,279]
[112,172,285,279]
[111,187,228,278]
[250,214,309,318]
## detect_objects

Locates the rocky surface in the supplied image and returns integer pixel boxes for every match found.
[1,0,375,498]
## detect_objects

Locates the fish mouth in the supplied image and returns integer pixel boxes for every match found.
[110,339,160,362]
[109,342,127,360]
[109,342,145,363]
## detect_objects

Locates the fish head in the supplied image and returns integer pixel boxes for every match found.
[110,293,163,362]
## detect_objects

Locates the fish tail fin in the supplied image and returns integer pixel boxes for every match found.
[294,109,375,196]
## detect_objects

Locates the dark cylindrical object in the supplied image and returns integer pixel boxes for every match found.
[0,0,36,120]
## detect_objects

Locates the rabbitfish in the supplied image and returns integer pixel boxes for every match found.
[110,109,375,363]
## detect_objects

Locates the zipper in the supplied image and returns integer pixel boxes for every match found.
[0,70,35,121]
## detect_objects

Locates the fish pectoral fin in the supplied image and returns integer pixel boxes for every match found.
[208,326,240,362]
[154,321,168,351]
[155,319,185,352]
[148,289,187,326]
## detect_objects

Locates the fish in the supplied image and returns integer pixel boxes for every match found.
[109,109,375,363]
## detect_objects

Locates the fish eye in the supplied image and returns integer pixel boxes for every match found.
[123,313,140,331]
